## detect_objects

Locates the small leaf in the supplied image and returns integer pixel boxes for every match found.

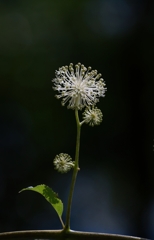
[19,184,63,218]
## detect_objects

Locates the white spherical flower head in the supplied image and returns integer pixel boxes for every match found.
[52,63,107,110]
[53,153,74,173]
[82,106,103,126]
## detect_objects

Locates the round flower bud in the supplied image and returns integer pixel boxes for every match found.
[53,153,74,173]
[82,106,103,126]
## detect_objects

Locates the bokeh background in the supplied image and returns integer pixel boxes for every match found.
[0,0,154,239]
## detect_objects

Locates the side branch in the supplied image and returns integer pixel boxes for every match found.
[0,230,149,240]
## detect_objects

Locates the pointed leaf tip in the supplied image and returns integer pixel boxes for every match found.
[19,184,63,218]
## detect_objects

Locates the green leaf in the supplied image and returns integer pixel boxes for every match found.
[19,184,63,218]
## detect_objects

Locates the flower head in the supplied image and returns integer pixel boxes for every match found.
[53,153,74,173]
[82,106,103,126]
[52,63,107,110]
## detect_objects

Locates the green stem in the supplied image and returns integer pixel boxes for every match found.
[0,230,148,240]
[64,108,81,231]
[59,217,65,228]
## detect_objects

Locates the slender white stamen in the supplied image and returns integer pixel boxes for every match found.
[52,63,107,110]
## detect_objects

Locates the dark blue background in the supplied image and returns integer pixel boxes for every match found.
[0,0,154,239]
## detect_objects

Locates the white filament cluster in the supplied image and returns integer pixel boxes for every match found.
[52,63,106,110]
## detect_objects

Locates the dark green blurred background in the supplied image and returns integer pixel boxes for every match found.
[0,0,154,239]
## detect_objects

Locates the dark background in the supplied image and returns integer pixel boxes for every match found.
[0,0,154,239]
